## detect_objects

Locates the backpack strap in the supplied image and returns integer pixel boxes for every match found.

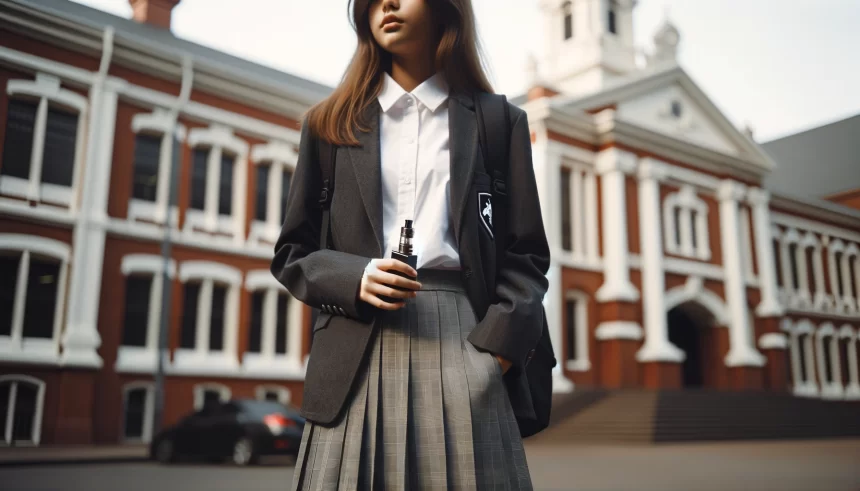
[317,137,336,250]
[474,92,511,279]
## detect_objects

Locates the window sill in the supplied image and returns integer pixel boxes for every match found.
[171,349,240,376]
[248,220,279,246]
[564,359,591,372]
[114,346,158,373]
[127,199,178,227]
[0,176,73,207]
[183,209,241,240]
[0,338,60,365]
[242,353,305,380]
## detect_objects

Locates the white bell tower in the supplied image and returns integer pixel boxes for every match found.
[537,0,639,96]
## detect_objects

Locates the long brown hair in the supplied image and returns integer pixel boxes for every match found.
[306,0,493,146]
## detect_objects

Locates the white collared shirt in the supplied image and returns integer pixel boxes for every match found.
[377,72,459,270]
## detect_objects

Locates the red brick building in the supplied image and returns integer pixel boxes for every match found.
[0,0,858,446]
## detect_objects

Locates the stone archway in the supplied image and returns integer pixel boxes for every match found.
[667,301,718,388]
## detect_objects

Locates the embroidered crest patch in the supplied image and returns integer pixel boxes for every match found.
[478,192,494,239]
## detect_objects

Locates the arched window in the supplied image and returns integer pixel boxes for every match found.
[193,383,231,411]
[243,271,304,377]
[255,385,292,406]
[248,142,297,246]
[121,382,154,443]
[1,74,88,208]
[0,234,70,364]
[562,1,573,40]
[0,375,46,445]
[663,186,710,260]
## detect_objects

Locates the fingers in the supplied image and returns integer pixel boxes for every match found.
[369,270,422,292]
[367,281,418,300]
[377,259,418,278]
[359,289,405,310]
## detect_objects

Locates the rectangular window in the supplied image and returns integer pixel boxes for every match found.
[773,240,783,287]
[248,291,264,354]
[608,3,618,34]
[209,284,227,351]
[218,154,234,216]
[180,282,201,349]
[280,170,292,224]
[565,299,577,362]
[254,165,270,222]
[122,276,152,347]
[132,134,161,201]
[789,243,800,290]
[690,210,698,249]
[123,388,147,439]
[564,12,573,40]
[850,259,858,299]
[40,107,78,186]
[673,207,682,248]
[560,168,572,251]
[276,293,288,355]
[190,148,208,211]
[805,247,816,293]
[264,390,279,402]
[835,252,845,297]
[1,99,38,179]
[203,390,221,409]
[0,254,20,337]
[22,257,59,339]
[11,383,37,442]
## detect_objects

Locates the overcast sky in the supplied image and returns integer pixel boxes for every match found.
[73,0,860,142]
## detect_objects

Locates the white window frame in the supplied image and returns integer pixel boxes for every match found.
[248,142,297,246]
[242,271,304,379]
[192,382,231,411]
[843,243,859,313]
[662,185,710,261]
[121,382,155,443]
[172,261,242,375]
[560,160,598,264]
[790,319,819,397]
[801,232,828,310]
[563,290,590,371]
[0,234,70,364]
[0,375,46,446]
[127,109,187,227]
[255,385,292,406]
[739,206,756,283]
[183,125,249,244]
[839,324,860,400]
[115,255,177,373]
[815,322,843,399]
[0,74,88,210]
[827,239,848,313]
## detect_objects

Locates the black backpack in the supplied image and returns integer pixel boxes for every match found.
[473,93,557,438]
[316,94,557,438]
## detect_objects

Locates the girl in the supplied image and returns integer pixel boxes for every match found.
[272,0,550,489]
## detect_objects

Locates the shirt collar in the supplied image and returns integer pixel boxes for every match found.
[378,72,450,113]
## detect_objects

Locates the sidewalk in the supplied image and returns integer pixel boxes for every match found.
[0,445,148,466]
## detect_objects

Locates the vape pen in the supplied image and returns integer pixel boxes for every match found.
[379,219,418,304]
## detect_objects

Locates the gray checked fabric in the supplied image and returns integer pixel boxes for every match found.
[291,268,532,490]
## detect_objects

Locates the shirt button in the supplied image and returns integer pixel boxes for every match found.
[406,98,414,106]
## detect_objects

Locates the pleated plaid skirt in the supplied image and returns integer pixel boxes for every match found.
[290,268,532,490]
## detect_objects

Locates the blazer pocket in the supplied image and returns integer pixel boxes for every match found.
[313,312,334,333]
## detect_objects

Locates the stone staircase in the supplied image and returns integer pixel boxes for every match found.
[532,389,860,444]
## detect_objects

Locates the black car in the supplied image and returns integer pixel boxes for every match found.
[149,399,305,465]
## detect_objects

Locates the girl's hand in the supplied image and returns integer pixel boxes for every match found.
[358,258,422,310]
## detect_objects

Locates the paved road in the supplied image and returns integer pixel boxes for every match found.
[1,440,858,491]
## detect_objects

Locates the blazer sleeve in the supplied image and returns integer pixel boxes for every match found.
[270,122,375,324]
[466,106,550,377]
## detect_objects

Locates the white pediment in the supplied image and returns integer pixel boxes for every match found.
[615,83,738,155]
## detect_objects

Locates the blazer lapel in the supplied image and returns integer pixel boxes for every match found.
[448,93,479,248]
[346,105,384,257]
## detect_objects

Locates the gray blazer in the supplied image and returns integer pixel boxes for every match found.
[271,92,550,425]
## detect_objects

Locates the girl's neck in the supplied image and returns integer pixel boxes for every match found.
[389,52,436,93]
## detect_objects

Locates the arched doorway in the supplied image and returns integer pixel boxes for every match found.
[667,301,717,388]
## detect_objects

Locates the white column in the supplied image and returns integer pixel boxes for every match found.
[594,148,639,302]
[267,161,284,234]
[545,262,574,392]
[204,146,222,231]
[839,249,856,311]
[788,331,803,394]
[746,188,782,317]
[61,86,119,367]
[584,171,599,264]
[718,180,765,367]
[635,158,683,362]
